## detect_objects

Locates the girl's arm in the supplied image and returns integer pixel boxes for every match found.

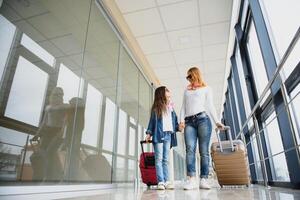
[173,111,179,132]
[179,90,186,123]
[146,111,155,136]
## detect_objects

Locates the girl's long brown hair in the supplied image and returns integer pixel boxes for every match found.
[151,86,168,118]
[187,67,207,87]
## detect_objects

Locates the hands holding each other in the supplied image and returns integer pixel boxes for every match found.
[179,122,185,132]
[145,134,152,143]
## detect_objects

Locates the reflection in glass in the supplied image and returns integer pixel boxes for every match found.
[128,127,136,156]
[0,15,16,81]
[102,98,116,152]
[5,56,48,126]
[21,34,55,67]
[81,84,103,147]
[117,109,127,155]
[57,64,83,103]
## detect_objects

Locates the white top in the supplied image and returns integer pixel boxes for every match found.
[180,86,219,124]
[162,108,173,132]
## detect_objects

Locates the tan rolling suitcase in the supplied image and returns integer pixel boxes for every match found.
[211,126,250,187]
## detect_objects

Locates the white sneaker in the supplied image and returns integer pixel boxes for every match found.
[199,178,211,189]
[157,182,165,190]
[165,181,174,190]
[183,178,198,190]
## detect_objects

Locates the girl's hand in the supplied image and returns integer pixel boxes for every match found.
[216,122,225,131]
[179,122,185,132]
[145,134,152,142]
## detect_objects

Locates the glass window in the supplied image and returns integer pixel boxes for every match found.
[118,46,139,120]
[261,0,300,80]
[128,127,136,157]
[260,0,300,65]
[0,15,16,82]
[246,21,270,103]
[117,109,127,155]
[139,75,152,128]
[251,134,263,181]
[81,84,103,147]
[289,84,300,145]
[264,112,290,181]
[128,159,136,181]
[102,98,116,152]
[20,34,55,67]
[115,157,126,181]
[5,56,48,126]
[236,47,252,117]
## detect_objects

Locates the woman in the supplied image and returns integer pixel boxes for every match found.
[180,67,224,190]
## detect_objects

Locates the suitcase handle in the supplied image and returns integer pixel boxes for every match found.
[140,140,153,168]
[216,126,234,152]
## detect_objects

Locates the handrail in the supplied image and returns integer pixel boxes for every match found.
[235,27,300,140]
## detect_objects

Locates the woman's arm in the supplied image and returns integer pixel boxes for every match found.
[206,87,220,125]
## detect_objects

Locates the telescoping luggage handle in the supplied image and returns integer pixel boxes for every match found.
[140,140,153,168]
[216,126,234,152]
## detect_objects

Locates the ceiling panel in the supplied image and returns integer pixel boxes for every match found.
[137,33,170,54]
[159,1,199,31]
[173,47,202,65]
[203,60,226,74]
[115,0,156,13]
[201,22,230,45]
[154,66,179,79]
[157,0,187,6]
[203,43,227,61]
[199,0,232,25]
[167,27,201,50]
[146,52,176,68]
[124,8,164,36]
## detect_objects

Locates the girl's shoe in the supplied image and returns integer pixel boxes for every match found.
[165,181,174,190]
[157,182,165,190]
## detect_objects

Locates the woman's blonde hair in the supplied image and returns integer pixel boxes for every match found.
[187,67,207,87]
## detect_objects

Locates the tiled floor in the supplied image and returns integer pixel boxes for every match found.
[63,185,300,200]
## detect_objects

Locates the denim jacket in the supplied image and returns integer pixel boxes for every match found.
[146,110,179,147]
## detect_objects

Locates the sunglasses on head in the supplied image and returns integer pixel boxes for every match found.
[186,74,192,80]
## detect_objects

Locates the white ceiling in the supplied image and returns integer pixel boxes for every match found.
[115,0,233,115]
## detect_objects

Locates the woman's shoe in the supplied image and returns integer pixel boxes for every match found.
[183,178,198,190]
[199,178,211,189]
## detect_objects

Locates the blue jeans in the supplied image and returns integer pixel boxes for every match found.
[184,113,212,178]
[153,132,171,183]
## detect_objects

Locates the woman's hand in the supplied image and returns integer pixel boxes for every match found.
[145,134,152,143]
[216,122,225,131]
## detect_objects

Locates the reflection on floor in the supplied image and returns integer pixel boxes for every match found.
[63,185,300,200]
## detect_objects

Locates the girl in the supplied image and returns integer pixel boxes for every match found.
[180,67,224,190]
[145,86,180,190]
